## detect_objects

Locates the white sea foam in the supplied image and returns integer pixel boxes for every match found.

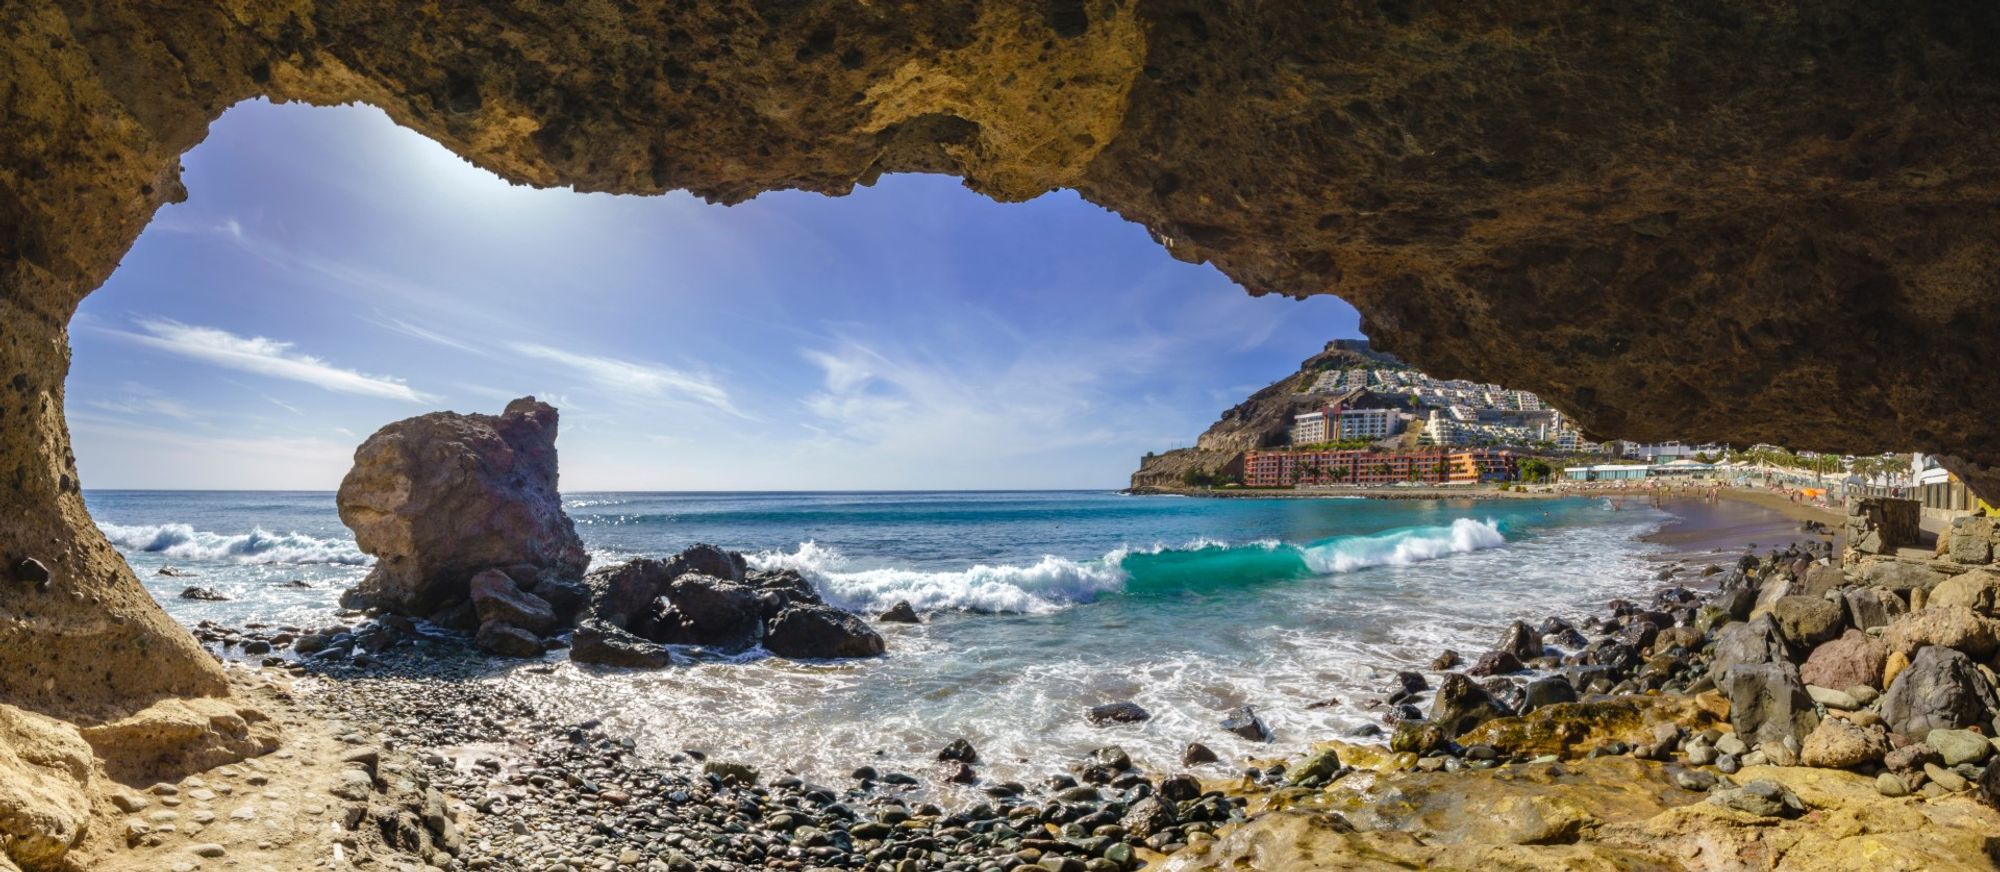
[749,541,1129,614]
[1300,517,1505,573]
[98,522,370,565]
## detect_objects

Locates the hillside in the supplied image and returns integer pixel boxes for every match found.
[1129,340,1403,490]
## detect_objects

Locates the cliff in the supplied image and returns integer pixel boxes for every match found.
[1130,340,1402,489]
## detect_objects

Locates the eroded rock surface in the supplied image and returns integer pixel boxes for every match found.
[337,397,587,617]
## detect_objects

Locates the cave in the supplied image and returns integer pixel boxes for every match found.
[2,2,2000,862]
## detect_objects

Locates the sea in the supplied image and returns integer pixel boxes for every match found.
[88,489,1701,785]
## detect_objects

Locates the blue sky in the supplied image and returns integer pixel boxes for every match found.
[68,100,1360,490]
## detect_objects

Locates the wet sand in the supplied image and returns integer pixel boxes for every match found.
[1639,492,1835,565]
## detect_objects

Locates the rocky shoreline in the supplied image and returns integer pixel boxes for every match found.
[134,497,1999,869]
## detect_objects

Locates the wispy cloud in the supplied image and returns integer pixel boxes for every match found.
[363,314,488,356]
[85,383,198,422]
[102,318,433,402]
[510,343,747,419]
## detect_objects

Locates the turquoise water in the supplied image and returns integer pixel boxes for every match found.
[88,490,1675,783]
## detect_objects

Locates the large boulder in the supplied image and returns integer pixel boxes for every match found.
[1719,662,1819,751]
[1842,586,1907,631]
[1428,673,1512,739]
[1946,516,1997,565]
[1798,716,1890,769]
[1769,595,1844,648]
[1799,629,1887,690]
[586,544,751,628]
[1496,620,1543,662]
[763,603,886,659]
[1708,614,1787,678]
[337,398,587,616]
[647,574,765,651]
[469,569,558,635]
[1881,606,2000,658]
[1878,646,2000,741]
[1930,568,2000,615]
[0,704,94,871]
[570,619,674,669]
[1798,563,1847,598]
[1855,558,1949,593]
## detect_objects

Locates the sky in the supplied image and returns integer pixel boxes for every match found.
[68,100,1361,491]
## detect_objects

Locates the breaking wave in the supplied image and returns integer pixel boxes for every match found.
[749,518,1507,614]
[97,522,370,566]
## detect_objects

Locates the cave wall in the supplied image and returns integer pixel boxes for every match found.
[4,1,2000,714]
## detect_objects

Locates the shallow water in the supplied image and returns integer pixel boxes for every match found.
[90,490,1683,785]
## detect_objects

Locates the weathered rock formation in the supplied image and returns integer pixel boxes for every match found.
[337,397,588,617]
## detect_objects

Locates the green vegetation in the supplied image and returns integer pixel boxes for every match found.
[1180,468,1238,488]
[1517,458,1554,483]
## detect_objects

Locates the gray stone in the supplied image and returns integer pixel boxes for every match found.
[1770,595,1844,648]
[1878,646,2000,741]
[1925,729,1993,766]
[1709,615,1787,678]
[1220,706,1271,742]
[763,603,886,659]
[1708,780,1802,817]
[473,621,544,658]
[1843,586,1907,631]
[1877,772,1909,797]
[1805,685,1859,710]
[470,569,558,634]
[1720,662,1818,751]
[570,619,673,669]
[1428,673,1512,739]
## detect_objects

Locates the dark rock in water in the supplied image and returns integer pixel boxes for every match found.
[702,760,758,786]
[878,600,921,623]
[1221,706,1271,741]
[1498,620,1543,661]
[1392,670,1428,694]
[1522,675,1578,712]
[938,738,978,764]
[156,565,192,577]
[1878,646,2000,741]
[470,569,558,635]
[337,397,587,616]
[585,557,679,629]
[1720,662,1818,750]
[1709,615,1788,677]
[1615,620,1659,651]
[1181,741,1218,764]
[475,621,544,658]
[179,586,229,601]
[241,639,272,655]
[1466,649,1525,676]
[292,634,328,654]
[647,574,765,650]
[747,568,821,612]
[1090,746,1132,770]
[934,759,976,783]
[570,619,673,669]
[1347,723,1384,738]
[1160,773,1202,802]
[1429,673,1512,739]
[1550,627,1590,649]
[530,576,590,624]
[1120,795,1177,839]
[1430,649,1461,670]
[670,543,748,584]
[1390,719,1446,755]
[278,579,312,589]
[762,603,886,659]
[1089,702,1152,725]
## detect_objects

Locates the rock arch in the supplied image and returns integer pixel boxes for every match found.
[4,2,2000,716]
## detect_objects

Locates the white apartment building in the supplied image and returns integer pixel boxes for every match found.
[1292,406,1400,445]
